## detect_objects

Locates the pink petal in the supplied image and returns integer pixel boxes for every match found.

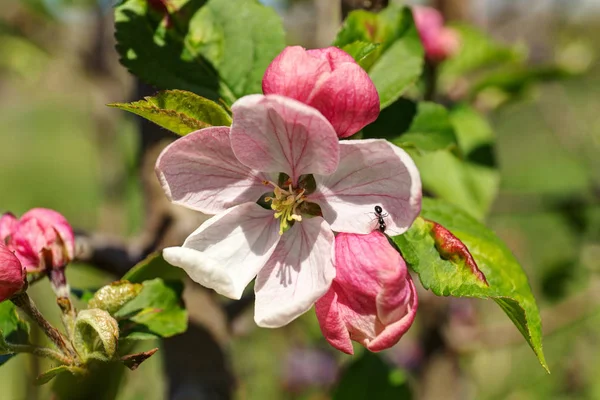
[315,286,354,354]
[254,217,335,328]
[0,244,25,302]
[263,46,379,138]
[309,140,422,235]
[307,63,380,138]
[155,127,271,214]
[19,208,75,259]
[230,95,339,185]
[306,47,356,64]
[367,275,417,352]
[262,46,332,105]
[0,213,17,242]
[163,203,281,299]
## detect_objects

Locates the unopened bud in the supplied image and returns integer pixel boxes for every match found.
[0,244,26,302]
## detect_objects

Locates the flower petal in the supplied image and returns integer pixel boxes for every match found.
[230,94,339,185]
[254,217,335,328]
[262,46,333,104]
[155,127,271,214]
[309,139,422,235]
[315,286,354,354]
[263,46,379,138]
[307,63,379,138]
[367,274,418,352]
[163,203,281,299]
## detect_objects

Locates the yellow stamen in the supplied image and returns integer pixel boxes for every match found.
[264,181,305,235]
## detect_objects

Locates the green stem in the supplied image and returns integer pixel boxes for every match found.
[11,293,73,358]
[7,343,72,365]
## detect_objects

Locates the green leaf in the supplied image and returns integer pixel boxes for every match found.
[122,252,186,284]
[392,198,548,371]
[411,104,499,220]
[470,65,574,98]
[109,90,232,136]
[88,281,143,315]
[333,352,412,400]
[116,278,187,338]
[364,99,458,152]
[74,309,120,363]
[115,0,285,104]
[440,24,525,80]
[36,365,85,386]
[340,41,380,68]
[334,6,424,108]
[0,301,30,366]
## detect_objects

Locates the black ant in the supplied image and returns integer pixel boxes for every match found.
[374,205,388,233]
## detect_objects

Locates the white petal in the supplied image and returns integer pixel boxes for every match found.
[163,203,280,299]
[309,139,422,235]
[155,127,271,214]
[254,217,335,328]
[230,94,339,184]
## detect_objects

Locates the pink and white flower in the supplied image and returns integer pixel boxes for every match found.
[316,231,418,354]
[156,94,421,328]
[263,46,380,138]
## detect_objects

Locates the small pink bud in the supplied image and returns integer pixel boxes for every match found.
[0,244,26,301]
[316,231,418,354]
[262,46,380,138]
[412,6,460,62]
[5,208,75,273]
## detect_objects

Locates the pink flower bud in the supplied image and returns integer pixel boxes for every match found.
[262,46,380,138]
[316,231,418,354]
[0,244,26,301]
[4,208,75,273]
[412,6,460,62]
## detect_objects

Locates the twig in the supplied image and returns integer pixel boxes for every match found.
[11,293,73,359]
[7,343,73,365]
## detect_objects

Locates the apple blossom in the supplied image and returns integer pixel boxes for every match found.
[315,231,418,354]
[0,243,26,302]
[262,46,380,138]
[156,94,421,328]
[1,208,75,273]
[413,6,460,62]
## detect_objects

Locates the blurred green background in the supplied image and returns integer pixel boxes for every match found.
[0,0,599,399]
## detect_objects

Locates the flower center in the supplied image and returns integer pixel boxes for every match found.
[264,181,306,235]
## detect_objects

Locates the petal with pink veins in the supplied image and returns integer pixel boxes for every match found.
[254,217,335,328]
[163,203,281,299]
[309,139,422,235]
[155,127,271,214]
[230,95,339,185]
